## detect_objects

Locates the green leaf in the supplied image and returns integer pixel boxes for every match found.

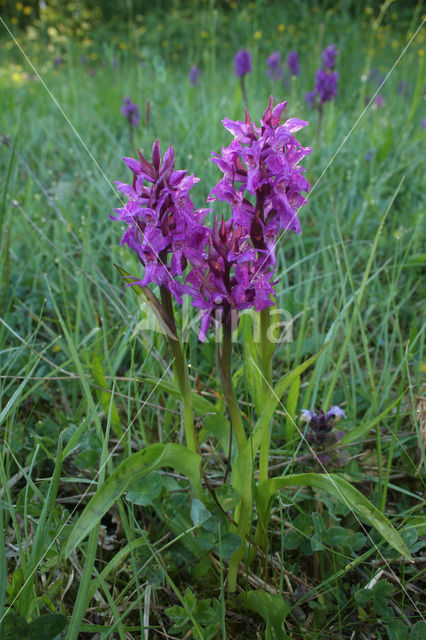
[325,526,350,548]
[410,622,426,640]
[256,473,412,562]
[214,532,241,559]
[65,443,202,555]
[191,499,212,526]
[0,611,29,639]
[91,352,122,438]
[126,471,163,506]
[245,591,291,640]
[27,614,68,640]
[285,375,300,444]
[387,621,409,640]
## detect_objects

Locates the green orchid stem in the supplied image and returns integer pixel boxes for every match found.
[216,318,246,452]
[160,286,196,456]
[258,307,273,484]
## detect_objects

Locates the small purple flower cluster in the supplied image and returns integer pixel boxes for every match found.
[234,49,252,77]
[301,406,347,465]
[121,98,140,128]
[305,44,339,108]
[267,52,282,81]
[112,98,311,340]
[287,51,300,77]
[189,65,200,87]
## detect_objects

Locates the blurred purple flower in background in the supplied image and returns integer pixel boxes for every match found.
[234,49,252,77]
[365,149,376,162]
[121,98,140,127]
[54,56,63,69]
[88,67,95,77]
[373,94,385,109]
[267,52,282,81]
[286,50,300,76]
[189,65,200,87]
[322,44,338,70]
[315,69,339,103]
[397,81,409,97]
[305,90,316,108]
[421,117,426,130]
[305,45,339,113]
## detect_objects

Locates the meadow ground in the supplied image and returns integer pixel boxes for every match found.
[0,1,425,638]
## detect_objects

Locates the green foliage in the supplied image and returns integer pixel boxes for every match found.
[165,588,221,639]
[0,611,67,640]
[245,591,291,640]
[0,0,424,637]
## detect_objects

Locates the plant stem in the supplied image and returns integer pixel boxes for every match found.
[216,318,246,452]
[160,286,196,455]
[258,307,273,484]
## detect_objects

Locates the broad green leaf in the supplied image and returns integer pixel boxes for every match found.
[285,375,300,444]
[256,473,412,561]
[403,516,426,538]
[27,614,68,640]
[215,532,241,559]
[245,591,291,640]
[191,499,212,526]
[65,443,202,555]
[91,352,122,438]
[0,612,28,639]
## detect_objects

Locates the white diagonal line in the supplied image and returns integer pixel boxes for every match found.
[250,357,424,621]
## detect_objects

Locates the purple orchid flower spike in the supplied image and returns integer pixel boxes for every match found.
[322,44,338,71]
[189,65,201,86]
[267,52,282,81]
[111,139,209,303]
[234,49,252,77]
[287,51,300,77]
[121,98,140,127]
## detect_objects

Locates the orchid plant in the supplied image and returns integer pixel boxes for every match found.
[65,98,411,599]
